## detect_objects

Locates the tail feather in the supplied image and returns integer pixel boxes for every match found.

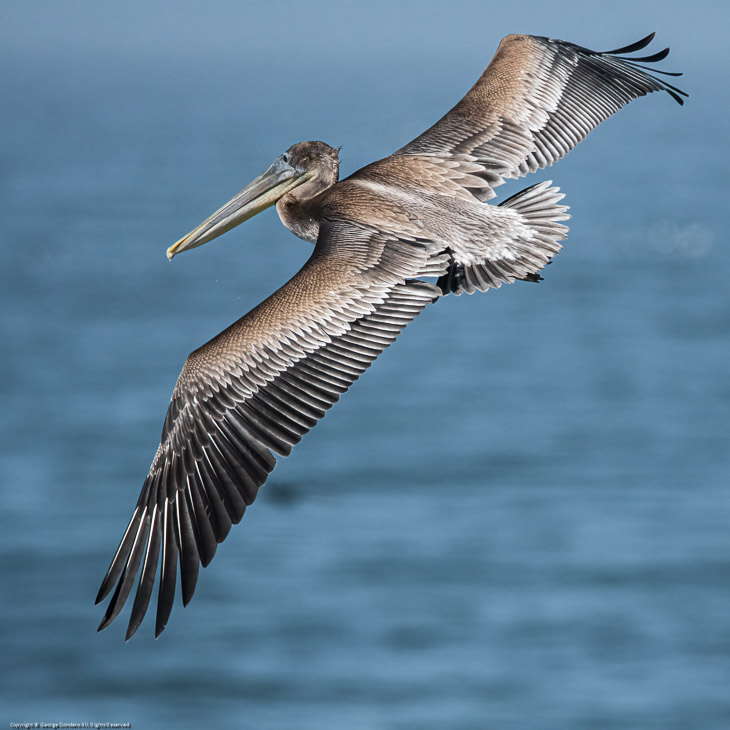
[439,181,570,295]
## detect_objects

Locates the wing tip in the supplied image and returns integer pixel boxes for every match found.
[599,32,687,105]
[124,625,139,642]
[154,618,169,639]
[602,31,656,55]
[94,583,110,606]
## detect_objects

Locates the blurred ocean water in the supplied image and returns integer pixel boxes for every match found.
[1,3,728,729]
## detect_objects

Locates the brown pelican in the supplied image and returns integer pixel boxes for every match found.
[96,32,685,639]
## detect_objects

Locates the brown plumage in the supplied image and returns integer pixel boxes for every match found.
[96,32,685,639]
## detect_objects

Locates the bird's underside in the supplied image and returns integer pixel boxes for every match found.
[97,32,685,638]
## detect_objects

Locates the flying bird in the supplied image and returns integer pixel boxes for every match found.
[97,32,685,639]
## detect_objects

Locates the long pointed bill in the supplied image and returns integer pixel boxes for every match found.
[166,156,313,259]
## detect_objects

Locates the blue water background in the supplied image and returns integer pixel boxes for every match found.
[1,1,728,728]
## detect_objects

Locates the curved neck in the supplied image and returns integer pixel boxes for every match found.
[276,159,339,243]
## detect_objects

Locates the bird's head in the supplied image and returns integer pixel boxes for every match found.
[166,141,340,259]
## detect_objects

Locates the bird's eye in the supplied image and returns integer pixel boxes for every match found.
[282,153,291,164]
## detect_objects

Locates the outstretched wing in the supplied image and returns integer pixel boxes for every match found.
[96,219,444,639]
[352,33,686,201]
